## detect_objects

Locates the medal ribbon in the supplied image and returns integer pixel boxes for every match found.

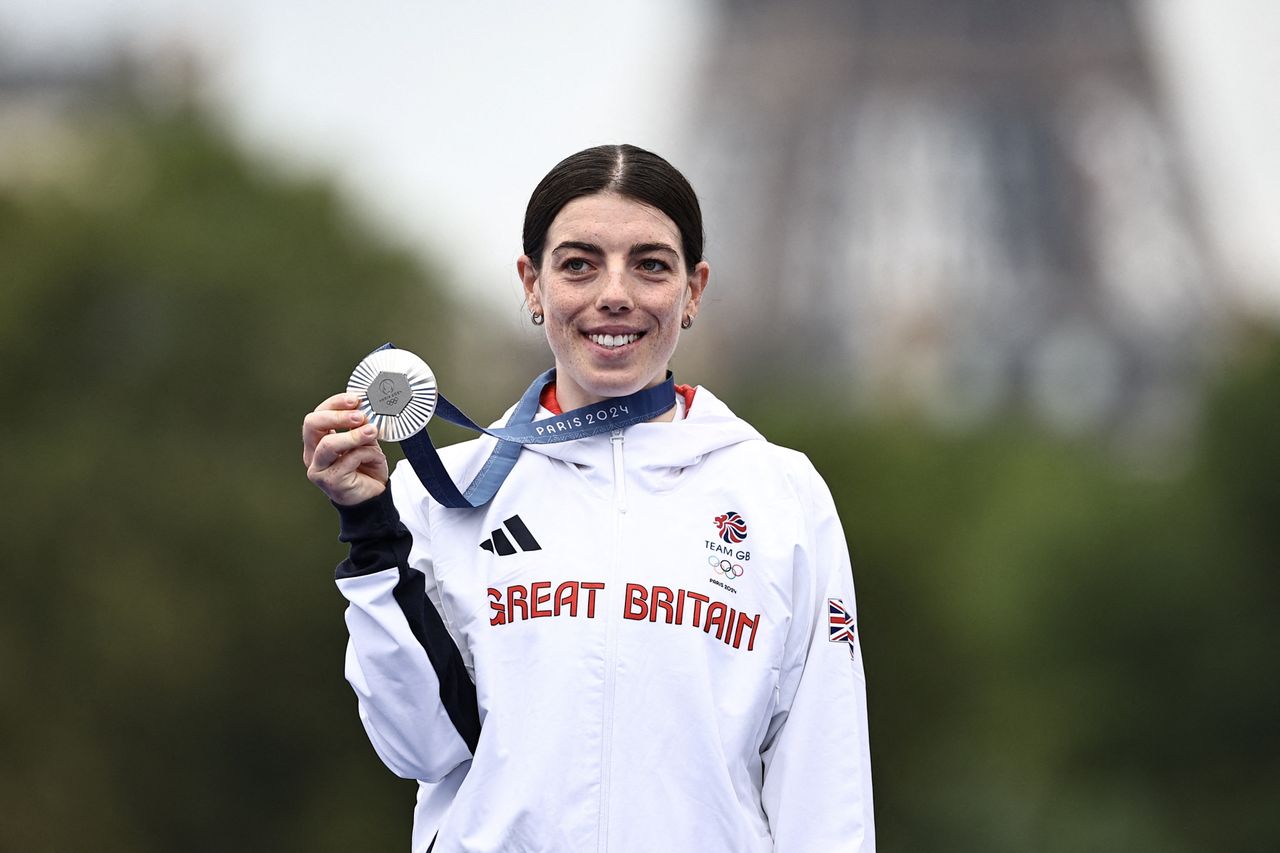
[372,343,676,508]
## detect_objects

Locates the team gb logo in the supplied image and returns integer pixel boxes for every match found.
[714,511,748,544]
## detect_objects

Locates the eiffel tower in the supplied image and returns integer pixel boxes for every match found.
[684,0,1217,433]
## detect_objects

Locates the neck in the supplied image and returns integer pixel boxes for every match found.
[548,372,677,423]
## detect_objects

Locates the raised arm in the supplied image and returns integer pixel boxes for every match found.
[334,473,478,783]
[303,394,477,782]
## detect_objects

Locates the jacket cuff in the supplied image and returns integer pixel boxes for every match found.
[334,485,400,543]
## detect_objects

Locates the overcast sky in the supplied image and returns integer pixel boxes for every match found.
[2,0,1276,315]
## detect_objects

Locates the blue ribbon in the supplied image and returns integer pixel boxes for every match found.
[373,343,676,508]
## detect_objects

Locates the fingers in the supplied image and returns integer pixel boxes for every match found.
[307,443,389,506]
[308,441,385,483]
[310,423,380,472]
[301,392,391,504]
[302,393,365,466]
[315,392,360,412]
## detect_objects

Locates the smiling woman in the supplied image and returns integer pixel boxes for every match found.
[518,190,707,412]
[302,144,875,853]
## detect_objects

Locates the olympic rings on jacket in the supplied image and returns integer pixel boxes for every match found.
[707,555,744,577]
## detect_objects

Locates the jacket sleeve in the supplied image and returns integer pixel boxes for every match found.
[760,461,875,851]
[334,464,478,783]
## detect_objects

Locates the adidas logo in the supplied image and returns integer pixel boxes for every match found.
[479,515,542,556]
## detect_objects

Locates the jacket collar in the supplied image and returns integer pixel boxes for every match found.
[518,385,764,494]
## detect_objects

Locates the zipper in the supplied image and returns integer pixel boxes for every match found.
[610,429,628,514]
[597,429,627,851]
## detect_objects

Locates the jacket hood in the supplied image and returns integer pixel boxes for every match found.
[514,385,764,494]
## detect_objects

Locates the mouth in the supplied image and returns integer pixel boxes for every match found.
[585,332,645,350]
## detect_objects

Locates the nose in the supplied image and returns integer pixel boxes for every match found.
[595,269,633,313]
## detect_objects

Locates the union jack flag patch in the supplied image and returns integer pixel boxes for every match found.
[828,598,856,660]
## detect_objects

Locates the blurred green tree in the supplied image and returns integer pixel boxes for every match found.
[746,338,1280,853]
[0,92,456,852]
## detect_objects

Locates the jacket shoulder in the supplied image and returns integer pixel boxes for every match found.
[719,432,820,482]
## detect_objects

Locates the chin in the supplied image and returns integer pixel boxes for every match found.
[571,367,655,402]
[585,377,646,399]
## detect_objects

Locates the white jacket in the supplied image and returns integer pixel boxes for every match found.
[335,386,874,852]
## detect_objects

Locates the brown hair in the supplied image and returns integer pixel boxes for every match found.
[522,144,704,271]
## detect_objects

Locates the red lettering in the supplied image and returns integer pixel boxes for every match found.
[488,587,506,626]
[507,584,529,622]
[733,611,760,651]
[490,579,760,651]
[721,607,737,643]
[686,591,710,628]
[554,581,579,617]
[489,581,611,626]
[651,585,675,624]
[530,581,552,618]
[582,582,604,618]
[624,583,649,620]
[705,601,729,640]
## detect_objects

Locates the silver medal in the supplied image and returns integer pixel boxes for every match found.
[347,348,438,441]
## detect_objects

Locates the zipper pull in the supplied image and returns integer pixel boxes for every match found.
[610,429,628,513]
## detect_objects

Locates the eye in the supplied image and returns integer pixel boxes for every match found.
[638,258,670,273]
[562,258,591,274]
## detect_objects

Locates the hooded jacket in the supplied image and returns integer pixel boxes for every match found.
[335,385,874,852]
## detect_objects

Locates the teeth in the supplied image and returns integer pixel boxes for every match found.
[589,333,641,348]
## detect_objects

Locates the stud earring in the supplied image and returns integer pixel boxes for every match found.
[531,311,544,326]
[681,316,693,329]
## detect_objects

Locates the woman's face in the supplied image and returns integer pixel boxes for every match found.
[519,192,709,411]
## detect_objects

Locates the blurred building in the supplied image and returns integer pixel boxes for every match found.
[686,0,1219,435]
[0,47,200,196]
[0,56,106,190]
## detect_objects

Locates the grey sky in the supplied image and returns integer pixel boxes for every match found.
[2,0,1276,315]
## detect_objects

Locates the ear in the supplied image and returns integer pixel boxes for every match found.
[517,255,541,314]
[684,260,710,320]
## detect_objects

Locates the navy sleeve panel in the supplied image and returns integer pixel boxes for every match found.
[333,487,482,754]
[335,488,410,580]
[390,565,482,752]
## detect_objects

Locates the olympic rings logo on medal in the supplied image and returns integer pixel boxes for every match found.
[708,555,744,578]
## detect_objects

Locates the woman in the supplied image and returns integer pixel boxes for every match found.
[302,145,874,852]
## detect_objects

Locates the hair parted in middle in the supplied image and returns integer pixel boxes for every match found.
[522,144,705,272]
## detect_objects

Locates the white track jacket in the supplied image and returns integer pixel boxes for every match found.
[334,386,874,852]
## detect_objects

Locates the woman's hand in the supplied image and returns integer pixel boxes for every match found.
[303,393,389,506]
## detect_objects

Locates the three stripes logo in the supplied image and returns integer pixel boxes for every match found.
[479,515,542,556]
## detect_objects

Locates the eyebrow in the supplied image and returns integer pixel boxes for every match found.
[549,241,680,257]
[629,242,679,257]
[551,241,602,256]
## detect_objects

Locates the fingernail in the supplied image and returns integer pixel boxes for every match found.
[347,395,360,406]
[361,425,377,437]
[349,412,364,423]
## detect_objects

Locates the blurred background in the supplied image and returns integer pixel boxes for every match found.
[1,1,1277,851]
